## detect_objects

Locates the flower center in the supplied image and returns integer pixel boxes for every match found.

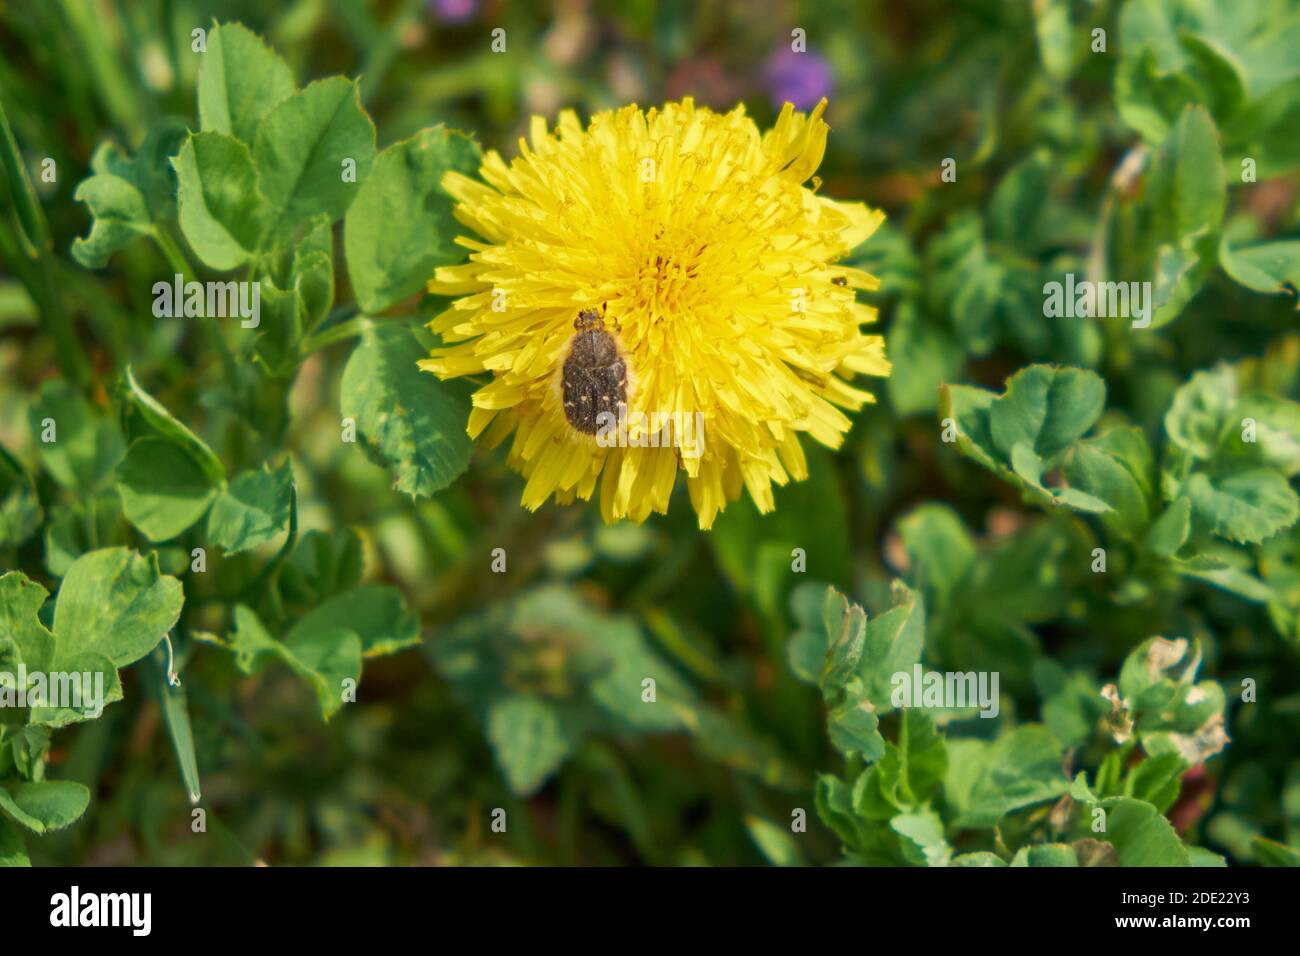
[623,227,716,323]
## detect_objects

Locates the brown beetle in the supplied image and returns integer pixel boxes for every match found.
[561,304,628,435]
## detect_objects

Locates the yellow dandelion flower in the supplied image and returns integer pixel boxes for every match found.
[420,97,889,529]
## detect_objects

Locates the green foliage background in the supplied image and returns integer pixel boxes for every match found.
[2,0,1300,866]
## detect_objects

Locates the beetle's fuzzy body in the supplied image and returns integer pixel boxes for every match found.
[561,308,628,435]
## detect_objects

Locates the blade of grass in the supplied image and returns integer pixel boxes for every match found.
[149,640,202,805]
[56,0,145,140]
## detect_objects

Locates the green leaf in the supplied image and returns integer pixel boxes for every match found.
[283,625,362,721]
[119,368,225,484]
[116,437,220,541]
[1165,364,1237,460]
[0,572,54,677]
[1188,845,1227,867]
[815,584,925,714]
[1219,238,1300,304]
[689,708,809,791]
[578,610,696,733]
[286,584,419,658]
[951,258,1001,355]
[1064,431,1153,532]
[341,323,474,497]
[197,21,295,145]
[43,492,125,578]
[815,587,867,692]
[884,303,963,415]
[1033,0,1074,82]
[1179,33,1246,123]
[815,774,866,852]
[787,599,831,684]
[485,693,575,797]
[889,709,948,805]
[939,382,1000,471]
[1147,497,1192,557]
[26,379,123,491]
[0,446,42,551]
[1116,47,1202,144]
[68,119,188,267]
[891,810,952,866]
[896,504,976,611]
[253,77,376,240]
[1097,796,1190,866]
[711,444,853,603]
[69,170,151,268]
[173,131,270,270]
[1010,442,1111,513]
[1011,844,1078,867]
[430,585,696,757]
[52,548,184,668]
[26,651,123,727]
[0,815,29,866]
[945,726,1067,828]
[806,585,925,761]
[1115,636,1228,765]
[293,215,334,327]
[1150,240,1212,328]
[827,701,884,760]
[1236,76,1300,177]
[1118,635,1200,705]
[212,604,287,675]
[853,584,926,713]
[1126,752,1186,813]
[0,781,90,834]
[1252,837,1300,866]
[206,458,293,554]
[1179,558,1274,604]
[118,119,190,221]
[216,605,360,721]
[989,149,1053,252]
[972,521,1070,624]
[0,634,20,690]
[279,528,364,606]
[1231,393,1300,475]
[744,815,806,866]
[344,125,480,314]
[1147,105,1225,241]
[250,278,304,378]
[1035,660,1107,749]
[989,365,1106,462]
[3,726,50,779]
[1187,468,1299,544]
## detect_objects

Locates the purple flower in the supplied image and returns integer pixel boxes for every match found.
[428,0,478,24]
[764,47,833,111]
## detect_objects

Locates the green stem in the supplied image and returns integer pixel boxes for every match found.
[0,90,51,254]
[0,215,89,386]
[152,226,240,381]
[235,484,298,606]
[301,315,371,353]
[357,0,428,98]
[0,89,90,385]
[56,0,145,141]
[35,247,90,385]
